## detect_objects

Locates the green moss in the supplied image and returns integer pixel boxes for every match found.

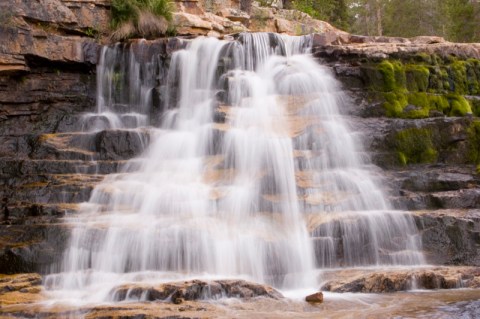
[384,91,408,117]
[466,59,480,95]
[395,128,438,165]
[364,57,480,118]
[449,60,468,94]
[413,53,432,64]
[405,65,430,92]
[470,99,480,117]
[383,92,451,119]
[446,94,472,116]
[377,60,396,91]
[467,120,480,164]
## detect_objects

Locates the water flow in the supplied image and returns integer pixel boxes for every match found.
[46,33,423,305]
[81,41,156,131]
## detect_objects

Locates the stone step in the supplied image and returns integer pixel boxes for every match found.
[1,174,105,205]
[3,203,81,224]
[30,130,151,161]
[391,188,480,210]
[0,159,137,176]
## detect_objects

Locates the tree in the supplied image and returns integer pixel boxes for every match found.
[348,0,385,36]
[445,0,480,42]
[382,0,447,38]
[293,0,351,30]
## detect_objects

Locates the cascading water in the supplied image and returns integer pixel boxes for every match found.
[45,33,424,305]
[81,40,158,131]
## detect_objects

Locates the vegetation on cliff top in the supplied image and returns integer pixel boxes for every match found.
[110,0,173,40]
[290,0,479,42]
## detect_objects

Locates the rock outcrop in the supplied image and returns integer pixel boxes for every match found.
[110,279,283,302]
[321,266,480,293]
[173,0,341,36]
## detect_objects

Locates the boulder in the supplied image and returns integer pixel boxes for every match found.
[413,209,480,266]
[216,8,250,24]
[305,292,323,303]
[174,12,213,35]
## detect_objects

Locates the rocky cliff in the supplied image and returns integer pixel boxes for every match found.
[1,0,480,276]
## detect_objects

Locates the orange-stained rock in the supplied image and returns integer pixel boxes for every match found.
[305,292,324,303]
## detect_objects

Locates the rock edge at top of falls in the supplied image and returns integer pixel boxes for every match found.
[2,0,480,76]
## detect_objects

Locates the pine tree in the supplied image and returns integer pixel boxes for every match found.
[446,0,480,42]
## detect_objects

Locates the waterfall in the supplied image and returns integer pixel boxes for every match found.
[45,33,424,304]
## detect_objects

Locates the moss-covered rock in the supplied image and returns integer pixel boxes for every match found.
[467,120,480,165]
[395,127,438,165]
[405,64,429,92]
[361,56,480,119]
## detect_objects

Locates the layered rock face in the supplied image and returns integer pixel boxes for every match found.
[311,34,480,267]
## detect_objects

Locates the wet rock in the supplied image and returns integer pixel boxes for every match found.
[0,224,70,273]
[381,165,480,210]
[95,130,150,161]
[321,266,480,293]
[305,292,323,303]
[110,279,283,302]
[413,210,480,266]
[0,273,44,305]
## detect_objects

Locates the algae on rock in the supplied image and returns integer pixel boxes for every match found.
[362,56,480,119]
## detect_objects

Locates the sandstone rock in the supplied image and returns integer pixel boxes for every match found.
[275,18,294,34]
[321,266,480,293]
[217,8,250,24]
[305,292,323,303]
[175,0,205,16]
[110,279,283,302]
[313,37,480,61]
[313,31,350,46]
[174,12,213,35]
[411,36,446,44]
[0,273,44,305]
[15,0,78,26]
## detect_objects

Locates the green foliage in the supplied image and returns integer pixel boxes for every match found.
[346,0,479,42]
[165,24,177,37]
[111,0,173,29]
[84,27,99,38]
[293,0,350,30]
[395,128,438,165]
[445,0,480,43]
[258,0,275,7]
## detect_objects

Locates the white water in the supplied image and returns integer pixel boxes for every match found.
[45,33,424,305]
[81,41,155,131]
